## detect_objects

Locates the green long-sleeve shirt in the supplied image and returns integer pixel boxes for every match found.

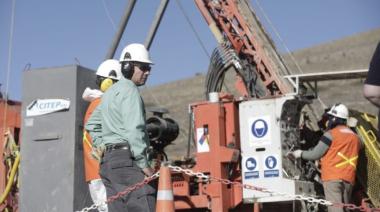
[85,78,150,169]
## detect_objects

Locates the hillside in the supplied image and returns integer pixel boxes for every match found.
[141,28,380,159]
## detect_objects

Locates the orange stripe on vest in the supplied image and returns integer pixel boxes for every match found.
[83,98,102,182]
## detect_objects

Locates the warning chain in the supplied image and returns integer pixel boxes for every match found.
[77,165,380,212]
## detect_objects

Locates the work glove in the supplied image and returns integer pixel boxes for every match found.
[91,145,105,162]
[287,150,303,160]
[143,167,155,177]
[292,150,303,159]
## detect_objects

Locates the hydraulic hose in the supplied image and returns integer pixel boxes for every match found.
[0,152,20,205]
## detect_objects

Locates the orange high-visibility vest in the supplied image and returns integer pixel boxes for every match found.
[83,98,101,183]
[320,125,360,185]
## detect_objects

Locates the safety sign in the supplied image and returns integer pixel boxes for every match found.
[264,155,279,178]
[252,119,268,138]
[196,127,210,153]
[245,157,257,171]
[248,116,271,145]
[244,157,259,179]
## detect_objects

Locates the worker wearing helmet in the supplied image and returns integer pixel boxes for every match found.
[85,43,155,212]
[82,59,122,212]
[289,103,360,212]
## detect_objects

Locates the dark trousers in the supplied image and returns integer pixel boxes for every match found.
[100,148,156,212]
[323,180,353,212]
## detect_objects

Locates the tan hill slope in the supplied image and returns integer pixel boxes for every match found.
[141,28,380,159]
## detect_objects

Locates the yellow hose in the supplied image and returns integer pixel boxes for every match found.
[0,152,20,204]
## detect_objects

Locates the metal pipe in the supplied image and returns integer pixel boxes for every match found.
[105,0,137,59]
[144,0,170,50]
[194,0,224,44]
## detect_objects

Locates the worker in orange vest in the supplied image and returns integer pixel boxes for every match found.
[289,103,361,212]
[82,59,122,211]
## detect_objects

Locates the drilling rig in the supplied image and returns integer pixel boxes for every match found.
[2,1,380,212]
[170,1,314,211]
[166,0,380,211]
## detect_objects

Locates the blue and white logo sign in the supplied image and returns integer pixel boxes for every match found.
[245,157,257,171]
[251,119,268,138]
[264,155,279,178]
[248,116,271,145]
[244,157,259,179]
[265,156,277,169]
[26,99,70,117]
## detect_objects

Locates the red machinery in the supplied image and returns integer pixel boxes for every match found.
[172,1,291,211]
[0,98,21,211]
[173,101,242,211]
[194,0,288,97]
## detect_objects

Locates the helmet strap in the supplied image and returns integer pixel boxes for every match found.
[327,116,346,130]
[95,76,105,88]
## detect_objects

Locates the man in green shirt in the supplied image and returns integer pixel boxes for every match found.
[85,43,155,212]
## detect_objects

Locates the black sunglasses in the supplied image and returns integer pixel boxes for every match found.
[134,63,151,71]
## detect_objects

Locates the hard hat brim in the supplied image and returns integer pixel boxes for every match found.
[327,111,348,119]
[122,59,154,65]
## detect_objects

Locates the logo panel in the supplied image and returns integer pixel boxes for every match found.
[263,155,279,178]
[245,157,257,171]
[248,116,271,145]
[251,119,268,138]
[244,157,259,179]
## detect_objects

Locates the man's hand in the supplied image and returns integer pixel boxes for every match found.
[287,150,303,160]
[142,167,155,177]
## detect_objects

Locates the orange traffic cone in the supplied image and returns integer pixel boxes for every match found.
[254,202,260,212]
[156,164,175,212]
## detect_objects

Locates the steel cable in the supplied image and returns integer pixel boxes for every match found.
[2,0,16,138]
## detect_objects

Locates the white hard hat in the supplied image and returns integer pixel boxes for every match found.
[327,103,349,119]
[119,43,153,64]
[96,59,122,80]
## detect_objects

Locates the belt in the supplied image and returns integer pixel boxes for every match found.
[104,143,130,153]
